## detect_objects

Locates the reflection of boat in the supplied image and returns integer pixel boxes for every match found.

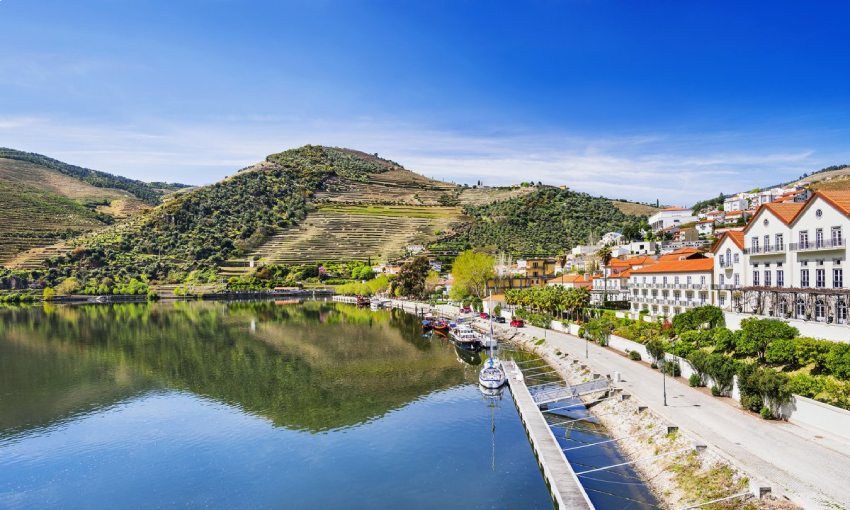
[356,296,369,307]
[454,344,482,366]
[370,298,388,311]
[450,324,482,351]
[479,385,504,398]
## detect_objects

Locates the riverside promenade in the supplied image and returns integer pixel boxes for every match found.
[511,322,850,509]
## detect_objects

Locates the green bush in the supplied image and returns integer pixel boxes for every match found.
[672,305,725,335]
[826,343,850,380]
[764,337,798,366]
[760,407,775,420]
[736,318,798,361]
[712,328,736,352]
[645,338,666,364]
[661,360,681,377]
[704,354,737,396]
[688,373,702,387]
[794,337,833,372]
[710,386,722,397]
[628,350,641,361]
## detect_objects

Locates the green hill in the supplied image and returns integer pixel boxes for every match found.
[432,186,648,256]
[0,151,188,267]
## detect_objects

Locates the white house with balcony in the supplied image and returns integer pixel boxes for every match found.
[712,191,850,335]
[629,258,714,319]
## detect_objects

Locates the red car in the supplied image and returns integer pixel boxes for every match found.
[460,306,472,313]
[479,312,490,319]
[510,318,524,328]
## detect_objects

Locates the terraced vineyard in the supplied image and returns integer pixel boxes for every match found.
[316,168,458,205]
[220,205,463,273]
[0,181,106,264]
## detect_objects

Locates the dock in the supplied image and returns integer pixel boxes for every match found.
[504,360,595,509]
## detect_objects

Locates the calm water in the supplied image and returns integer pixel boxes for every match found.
[0,301,554,509]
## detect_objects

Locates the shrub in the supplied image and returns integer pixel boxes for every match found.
[672,305,725,335]
[42,287,56,301]
[645,338,666,363]
[764,337,797,366]
[686,350,711,385]
[826,343,850,380]
[704,354,737,396]
[738,364,792,417]
[736,318,798,361]
[794,337,833,372]
[661,360,681,377]
[760,407,775,420]
[710,385,721,397]
[628,350,641,361]
[689,373,702,387]
[712,328,736,352]
[788,373,825,399]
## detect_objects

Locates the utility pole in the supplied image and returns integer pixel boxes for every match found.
[662,354,668,406]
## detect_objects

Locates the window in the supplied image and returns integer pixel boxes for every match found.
[799,230,809,249]
[816,299,826,321]
[751,237,759,251]
[719,295,726,306]
[777,270,784,287]
[796,298,806,318]
[652,276,657,284]
[764,234,770,251]
[726,248,731,262]
[734,274,740,286]
[764,270,771,287]
[686,275,692,284]
[816,228,824,248]
[801,269,810,287]
[663,276,668,285]
[700,275,706,285]
[719,254,725,266]
[833,226,843,246]
[835,268,844,288]
[816,269,826,288]
[642,276,647,283]
[775,233,784,250]
[839,299,848,324]
[719,274,725,286]
[733,253,739,263]
[674,276,680,284]
[752,271,760,286]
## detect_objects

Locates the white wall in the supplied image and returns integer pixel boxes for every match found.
[783,396,850,441]
[724,311,850,343]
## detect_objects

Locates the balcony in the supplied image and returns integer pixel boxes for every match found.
[744,244,786,255]
[790,238,845,252]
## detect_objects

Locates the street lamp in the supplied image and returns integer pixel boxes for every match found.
[662,354,667,406]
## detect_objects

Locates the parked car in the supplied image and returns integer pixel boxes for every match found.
[460,306,472,313]
[479,312,490,319]
[495,316,506,324]
[510,318,524,328]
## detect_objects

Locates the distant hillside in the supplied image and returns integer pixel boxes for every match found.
[433,187,647,256]
[0,148,188,204]
[0,150,189,266]
[12,145,656,284]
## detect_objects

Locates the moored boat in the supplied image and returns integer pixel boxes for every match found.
[478,356,507,389]
[450,324,482,351]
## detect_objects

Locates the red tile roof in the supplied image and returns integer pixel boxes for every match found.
[711,230,745,252]
[631,258,714,274]
[817,190,850,216]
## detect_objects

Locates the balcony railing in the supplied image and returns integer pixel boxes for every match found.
[744,244,786,255]
[790,238,845,251]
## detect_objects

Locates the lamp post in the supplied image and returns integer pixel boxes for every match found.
[662,354,667,406]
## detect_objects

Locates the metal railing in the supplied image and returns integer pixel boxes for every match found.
[744,244,785,255]
[790,238,845,251]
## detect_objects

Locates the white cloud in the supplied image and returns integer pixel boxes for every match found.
[0,114,830,204]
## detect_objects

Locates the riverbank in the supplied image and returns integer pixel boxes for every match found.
[499,325,796,510]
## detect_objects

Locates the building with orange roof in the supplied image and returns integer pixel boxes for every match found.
[628,258,714,318]
[546,273,593,289]
[711,189,850,336]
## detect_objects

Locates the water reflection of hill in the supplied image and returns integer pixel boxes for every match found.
[0,301,469,435]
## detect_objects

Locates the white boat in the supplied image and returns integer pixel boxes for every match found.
[370,298,384,311]
[479,292,507,389]
[480,334,498,350]
[479,356,507,389]
[450,324,482,351]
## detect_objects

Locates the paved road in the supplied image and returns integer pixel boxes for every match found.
[507,323,850,509]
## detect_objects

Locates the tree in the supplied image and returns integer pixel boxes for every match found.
[424,270,441,295]
[596,246,613,304]
[55,277,81,296]
[645,338,666,364]
[395,256,430,298]
[450,250,494,300]
[736,318,798,362]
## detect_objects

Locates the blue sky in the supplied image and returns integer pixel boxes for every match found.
[2,0,850,203]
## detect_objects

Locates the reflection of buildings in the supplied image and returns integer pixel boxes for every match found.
[713,191,850,328]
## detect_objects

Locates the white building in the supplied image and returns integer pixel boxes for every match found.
[713,190,850,327]
[723,195,750,212]
[648,207,698,232]
[696,219,715,237]
[629,258,714,319]
[624,240,658,255]
[600,231,624,245]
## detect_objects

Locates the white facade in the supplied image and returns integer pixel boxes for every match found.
[591,275,630,304]
[625,241,658,255]
[648,209,698,232]
[713,192,850,328]
[600,231,624,245]
[696,220,715,237]
[724,196,749,212]
[629,267,714,319]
